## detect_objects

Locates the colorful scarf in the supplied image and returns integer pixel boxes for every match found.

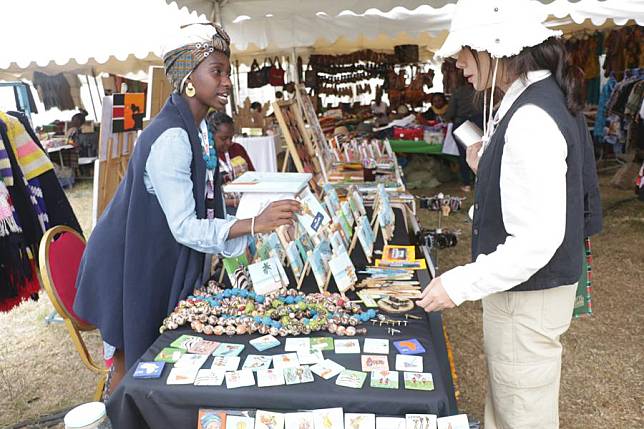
[0,181,21,237]
[0,133,12,186]
[0,112,53,181]
[0,180,39,312]
[163,22,231,93]
[26,177,49,233]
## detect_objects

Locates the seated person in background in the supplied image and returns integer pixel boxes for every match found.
[394,104,412,119]
[65,109,89,142]
[250,101,265,129]
[422,93,449,123]
[371,93,389,126]
[250,101,262,112]
[207,111,255,215]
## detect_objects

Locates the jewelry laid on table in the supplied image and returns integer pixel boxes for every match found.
[377,296,414,313]
[405,314,422,320]
[160,281,377,337]
[386,327,400,336]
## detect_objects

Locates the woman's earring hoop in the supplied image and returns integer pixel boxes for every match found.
[185,82,196,97]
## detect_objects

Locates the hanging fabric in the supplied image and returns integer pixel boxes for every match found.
[0,111,82,312]
[7,111,82,234]
[32,72,77,111]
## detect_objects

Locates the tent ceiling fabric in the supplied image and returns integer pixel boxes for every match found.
[0,0,642,79]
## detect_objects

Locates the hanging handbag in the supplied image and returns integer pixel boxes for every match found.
[394,45,419,63]
[247,59,267,88]
[269,57,285,86]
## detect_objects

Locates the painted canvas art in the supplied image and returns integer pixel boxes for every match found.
[112,93,145,132]
[286,241,305,278]
[297,188,331,237]
[248,256,289,295]
[329,250,358,293]
[197,409,226,429]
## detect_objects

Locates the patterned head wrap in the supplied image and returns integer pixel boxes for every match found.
[163,22,231,93]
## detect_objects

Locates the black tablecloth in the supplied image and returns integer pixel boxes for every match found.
[108,208,457,428]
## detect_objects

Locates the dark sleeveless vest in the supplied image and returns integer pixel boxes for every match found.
[74,94,224,369]
[472,77,602,292]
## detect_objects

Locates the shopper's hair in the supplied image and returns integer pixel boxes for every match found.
[466,37,584,114]
[207,111,234,133]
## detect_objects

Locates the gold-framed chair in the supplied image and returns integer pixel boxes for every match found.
[38,225,108,401]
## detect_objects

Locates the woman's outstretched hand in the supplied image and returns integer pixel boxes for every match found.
[254,200,301,233]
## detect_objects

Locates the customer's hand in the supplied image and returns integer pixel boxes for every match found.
[466,141,483,174]
[416,277,455,312]
[254,200,301,234]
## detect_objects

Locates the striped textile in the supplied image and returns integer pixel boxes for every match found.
[0,134,13,186]
[0,112,53,181]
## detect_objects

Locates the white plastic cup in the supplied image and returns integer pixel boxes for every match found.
[64,402,112,429]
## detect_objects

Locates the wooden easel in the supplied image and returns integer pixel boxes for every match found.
[276,226,310,290]
[294,84,332,182]
[92,95,139,225]
[273,99,322,194]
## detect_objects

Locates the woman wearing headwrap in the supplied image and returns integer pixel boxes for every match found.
[74,23,300,391]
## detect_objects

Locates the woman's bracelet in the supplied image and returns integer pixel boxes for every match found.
[251,216,256,236]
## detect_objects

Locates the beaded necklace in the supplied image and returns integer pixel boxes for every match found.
[161,284,377,337]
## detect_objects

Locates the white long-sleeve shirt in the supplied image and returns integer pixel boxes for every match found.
[441,70,569,306]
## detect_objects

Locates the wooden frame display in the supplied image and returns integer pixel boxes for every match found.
[92,95,138,225]
[294,84,333,182]
[272,99,322,192]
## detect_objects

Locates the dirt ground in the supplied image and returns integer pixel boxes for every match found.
[0,172,642,428]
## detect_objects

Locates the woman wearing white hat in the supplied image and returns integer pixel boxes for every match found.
[416,1,602,427]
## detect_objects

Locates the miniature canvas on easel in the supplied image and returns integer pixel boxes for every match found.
[329,250,358,294]
[323,184,341,212]
[341,201,355,227]
[330,230,347,254]
[374,184,395,242]
[285,242,305,278]
[297,188,331,237]
[356,216,375,261]
[266,232,286,262]
[248,256,289,295]
[308,240,332,291]
[349,187,367,221]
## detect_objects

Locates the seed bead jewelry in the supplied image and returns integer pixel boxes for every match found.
[160,282,377,337]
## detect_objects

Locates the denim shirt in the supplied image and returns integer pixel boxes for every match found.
[143,126,247,257]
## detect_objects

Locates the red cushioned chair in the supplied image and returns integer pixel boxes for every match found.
[38,225,108,401]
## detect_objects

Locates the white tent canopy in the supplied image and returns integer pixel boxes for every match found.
[0,0,642,79]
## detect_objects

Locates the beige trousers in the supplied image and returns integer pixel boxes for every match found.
[482,284,577,429]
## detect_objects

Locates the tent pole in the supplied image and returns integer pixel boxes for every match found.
[92,68,103,106]
[292,48,299,84]
[212,0,222,25]
[85,74,98,121]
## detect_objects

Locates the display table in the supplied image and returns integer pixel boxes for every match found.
[389,140,447,155]
[107,208,457,429]
[235,136,280,172]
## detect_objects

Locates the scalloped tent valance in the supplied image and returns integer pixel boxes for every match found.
[0,0,642,80]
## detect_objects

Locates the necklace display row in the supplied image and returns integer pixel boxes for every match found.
[161,282,377,337]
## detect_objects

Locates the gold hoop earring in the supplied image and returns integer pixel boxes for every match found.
[185,82,196,97]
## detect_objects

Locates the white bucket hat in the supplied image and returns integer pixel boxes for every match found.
[436,0,562,59]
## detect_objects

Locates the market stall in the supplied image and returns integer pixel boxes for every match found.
[108,207,457,429]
